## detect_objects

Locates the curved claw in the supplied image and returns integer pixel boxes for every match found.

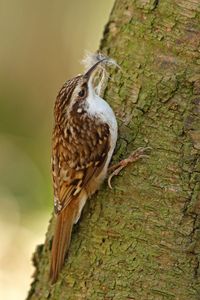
[108,164,125,189]
[108,174,113,189]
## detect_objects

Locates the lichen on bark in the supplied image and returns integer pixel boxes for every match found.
[27,0,200,299]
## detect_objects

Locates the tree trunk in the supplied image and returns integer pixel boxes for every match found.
[27,1,200,299]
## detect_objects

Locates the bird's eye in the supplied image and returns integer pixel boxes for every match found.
[78,88,86,98]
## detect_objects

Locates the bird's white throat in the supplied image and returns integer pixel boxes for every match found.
[86,80,118,161]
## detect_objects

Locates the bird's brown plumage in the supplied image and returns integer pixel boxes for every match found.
[50,75,111,283]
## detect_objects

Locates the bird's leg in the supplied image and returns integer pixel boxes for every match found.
[108,147,151,189]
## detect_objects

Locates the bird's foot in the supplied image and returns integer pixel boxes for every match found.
[108,147,151,189]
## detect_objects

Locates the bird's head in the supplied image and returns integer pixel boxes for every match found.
[54,54,117,123]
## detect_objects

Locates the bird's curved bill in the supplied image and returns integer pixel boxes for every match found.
[83,59,106,80]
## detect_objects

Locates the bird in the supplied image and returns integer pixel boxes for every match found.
[50,55,118,283]
[49,54,150,283]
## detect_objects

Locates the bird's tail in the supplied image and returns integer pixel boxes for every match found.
[50,205,75,284]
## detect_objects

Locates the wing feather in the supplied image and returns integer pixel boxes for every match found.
[52,118,110,214]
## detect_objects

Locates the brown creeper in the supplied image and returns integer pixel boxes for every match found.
[50,54,149,283]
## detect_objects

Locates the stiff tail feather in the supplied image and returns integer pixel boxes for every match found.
[50,205,75,284]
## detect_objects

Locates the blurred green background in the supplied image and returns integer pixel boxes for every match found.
[0,1,114,299]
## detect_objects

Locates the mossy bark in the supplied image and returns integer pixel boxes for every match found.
[27,1,200,299]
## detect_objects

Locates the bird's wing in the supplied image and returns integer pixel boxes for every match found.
[52,120,110,214]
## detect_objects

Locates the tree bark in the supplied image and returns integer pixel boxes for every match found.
[27,0,200,299]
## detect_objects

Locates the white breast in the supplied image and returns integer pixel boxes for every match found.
[86,82,118,168]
